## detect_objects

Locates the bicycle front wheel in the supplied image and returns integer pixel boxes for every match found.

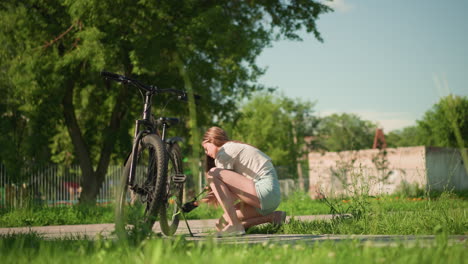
[115,134,167,240]
[159,142,184,236]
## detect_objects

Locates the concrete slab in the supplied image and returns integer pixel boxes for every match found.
[0,215,334,238]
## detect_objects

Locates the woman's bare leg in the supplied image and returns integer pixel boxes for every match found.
[206,168,261,233]
[208,175,243,231]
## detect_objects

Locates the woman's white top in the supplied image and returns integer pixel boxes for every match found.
[214,141,272,181]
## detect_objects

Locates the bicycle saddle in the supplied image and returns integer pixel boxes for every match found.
[157,117,179,127]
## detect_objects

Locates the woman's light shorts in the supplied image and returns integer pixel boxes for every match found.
[253,164,281,215]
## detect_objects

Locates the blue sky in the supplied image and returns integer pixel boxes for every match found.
[257,0,468,132]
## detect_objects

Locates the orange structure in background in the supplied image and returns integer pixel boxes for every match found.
[372,128,387,149]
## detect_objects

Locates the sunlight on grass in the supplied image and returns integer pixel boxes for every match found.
[1,232,466,264]
[249,191,467,236]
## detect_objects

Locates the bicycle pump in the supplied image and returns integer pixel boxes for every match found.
[175,187,209,237]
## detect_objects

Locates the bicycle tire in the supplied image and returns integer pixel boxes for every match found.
[159,142,184,236]
[115,134,167,240]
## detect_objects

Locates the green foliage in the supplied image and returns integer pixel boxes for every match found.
[317,113,377,152]
[228,93,293,167]
[0,0,331,200]
[223,92,316,177]
[386,95,468,149]
[386,126,422,148]
[417,94,468,148]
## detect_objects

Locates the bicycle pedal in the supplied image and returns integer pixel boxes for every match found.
[181,201,198,213]
[172,174,186,183]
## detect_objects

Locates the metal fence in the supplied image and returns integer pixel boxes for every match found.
[0,164,122,209]
[0,163,308,209]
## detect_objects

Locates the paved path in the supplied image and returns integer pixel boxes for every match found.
[0,215,332,239]
[1,215,466,246]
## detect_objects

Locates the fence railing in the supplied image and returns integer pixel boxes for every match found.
[0,164,122,209]
[0,163,308,210]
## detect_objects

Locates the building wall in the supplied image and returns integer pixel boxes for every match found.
[425,147,468,191]
[308,146,467,198]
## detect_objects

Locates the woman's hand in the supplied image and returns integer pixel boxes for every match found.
[200,190,219,207]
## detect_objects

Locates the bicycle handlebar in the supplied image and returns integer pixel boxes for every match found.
[100,71,122,80]
[101,71,152,92]
[100,71,201,101]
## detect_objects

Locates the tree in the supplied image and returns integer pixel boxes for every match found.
[281,96,319,189]
[416,95,468,148]
[386,126,422,148]
[224,92,316,181]
[0,1,331,203]
[384,94,468,173]
[317,113,377,152]
[386,95,468,149]
[0,76,31,183]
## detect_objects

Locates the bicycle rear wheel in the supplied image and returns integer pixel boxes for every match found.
[159,142,184,236]
[115,134,167,240]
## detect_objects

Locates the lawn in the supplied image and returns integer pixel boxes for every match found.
[0,232,466,264]
[240,191,467,236]
[1,191,467,263]
[1,191,467,237]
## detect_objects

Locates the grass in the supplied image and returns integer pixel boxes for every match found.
[0,202,223,228]
[1,191,466,263]
[248,191,468,235]
[0,205,115,227]
[0,232,466,264]
[1,191,467,236]
[0,191,331,227]
[276,191,331,215]
[184,202,223,220]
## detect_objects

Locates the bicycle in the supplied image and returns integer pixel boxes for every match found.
[100,71,195,238]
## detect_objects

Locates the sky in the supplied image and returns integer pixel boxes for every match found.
[256,0,468,132]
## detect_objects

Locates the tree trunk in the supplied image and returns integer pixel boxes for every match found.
[62,78,97,204]
[292,122,305,191]
[62,77,129,205]
[94,80,130,199]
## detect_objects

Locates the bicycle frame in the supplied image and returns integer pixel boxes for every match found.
[128,103,173,187]
[128,90,156,187]
[100,71,194,189]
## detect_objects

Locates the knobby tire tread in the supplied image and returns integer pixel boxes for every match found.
[159,142,184,236]
[115,134,167,239]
